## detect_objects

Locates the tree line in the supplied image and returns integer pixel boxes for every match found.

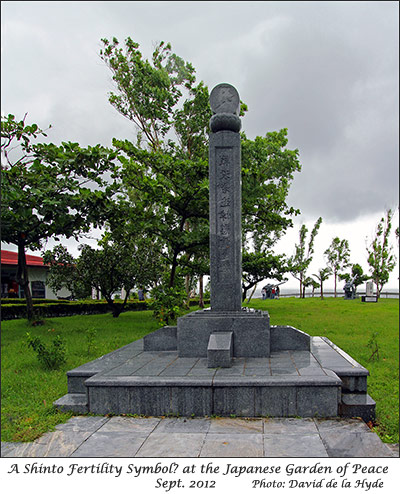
[1,36,397,321]
[287,210,397,300]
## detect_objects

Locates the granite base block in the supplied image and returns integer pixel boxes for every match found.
[143,326,178,351]
[88,385,213,416]
[213,386,256,416]
[270,326,311,351]
[177,310,270,358]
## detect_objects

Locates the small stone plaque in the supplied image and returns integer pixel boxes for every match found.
[210,83,240,115]
[366,281,374,297]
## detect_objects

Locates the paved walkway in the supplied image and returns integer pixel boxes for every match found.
[1,416,398,458]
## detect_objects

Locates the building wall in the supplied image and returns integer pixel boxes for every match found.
[1,265,71,300]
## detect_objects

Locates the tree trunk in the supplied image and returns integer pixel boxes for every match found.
[375,280,380,299]
[320,281,324,299]
[169,251,179,288]
[185,274,191,305]
[334,271,337,297]
[198,275,204,308]
[113,288,130,317]
[247,284,257,303]
[103,294,120,318]
[16,238,34,320]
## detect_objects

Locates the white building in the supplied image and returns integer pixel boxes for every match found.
[1,250,70,299]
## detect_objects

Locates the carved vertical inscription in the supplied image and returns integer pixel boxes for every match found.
[215,147,233,284]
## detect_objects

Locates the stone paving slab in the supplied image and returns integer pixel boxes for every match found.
[264,433,329,457]
[208,417,263,434]
[263,417,319,434]
[319,430,393,457]
[135,432,206,457]
[153,417,211,433]
[314,417,371,432]
[200,433,264,457]
[55,415,109,432]
[71,431,149,457]
[2,416,396,458]
[99,416,161,433]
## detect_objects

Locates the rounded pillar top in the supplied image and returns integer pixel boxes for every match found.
[210,83,240,115]
[209,83,241,133]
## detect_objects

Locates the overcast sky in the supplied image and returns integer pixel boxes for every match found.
[1,1,399,289]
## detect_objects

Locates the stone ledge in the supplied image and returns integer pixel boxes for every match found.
[270,326,311,351]
[84,372,342,388]
[319,337,369,372]
[53,393,88,413]
[143,326,177,351]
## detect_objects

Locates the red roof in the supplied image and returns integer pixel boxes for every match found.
[1,250,45,267]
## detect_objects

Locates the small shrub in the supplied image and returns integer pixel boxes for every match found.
[26,332,67,370]
[149,286,186,325]
[367,332,380,361]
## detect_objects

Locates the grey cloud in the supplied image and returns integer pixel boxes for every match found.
[1,1,398,225]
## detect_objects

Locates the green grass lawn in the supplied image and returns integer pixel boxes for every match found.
[1,298,398,444]
[1,310,161,443]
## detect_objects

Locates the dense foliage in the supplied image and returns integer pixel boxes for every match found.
[1,114,117,319]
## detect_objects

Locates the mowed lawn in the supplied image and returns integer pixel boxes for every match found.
[1,310,161,443]
[1,297,399,443]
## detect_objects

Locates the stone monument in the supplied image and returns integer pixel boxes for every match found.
[176,83,270,365]
[54,83,376,422]
[362,281,378,303]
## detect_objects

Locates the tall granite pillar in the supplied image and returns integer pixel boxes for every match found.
[209,83,242,311]
[176,83,270,359]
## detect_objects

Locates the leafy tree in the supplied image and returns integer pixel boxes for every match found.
[242,251,288,302]
[312,267,332,299]
[366,209,396,297]
[289,217,323,298]
[179,249,210,307]
[42,245,91,300]
[241,130,301,249]
[324,237,351,297]
[302,276,320,298]
[1,114,117,319]
[338,263,369,294]
[45,234,164,317]
[101,37,301,294]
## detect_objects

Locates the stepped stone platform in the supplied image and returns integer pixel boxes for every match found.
[54,327,375,421]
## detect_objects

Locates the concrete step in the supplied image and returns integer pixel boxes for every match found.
[83,370,341,417]
[53,393,88,413]
[339,393,376,422]
[311,337,369,393]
